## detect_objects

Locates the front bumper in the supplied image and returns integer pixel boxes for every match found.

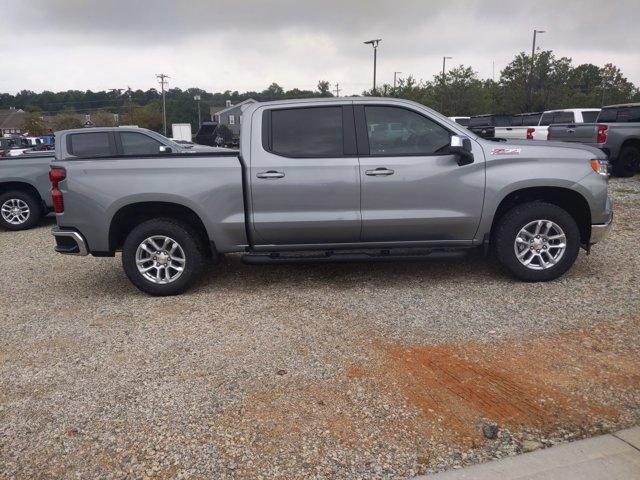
[590,213,613,245]
[52,227,89,256]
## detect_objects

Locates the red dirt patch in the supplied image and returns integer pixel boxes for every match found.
[214,319,639,476]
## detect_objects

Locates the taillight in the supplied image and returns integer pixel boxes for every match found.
[49,166,66,213]
[526,128,535,140]
[596,124,608,144]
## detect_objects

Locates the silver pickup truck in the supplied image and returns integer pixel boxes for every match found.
[548,103,640,177]
[0,151,55,230]
[51,98,613,295]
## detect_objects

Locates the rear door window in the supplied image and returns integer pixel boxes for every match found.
[524,113,542,126]
[454,118,470,126]
[68,132,113,157]
[539,113,554,126]
[581,111,599,123]
[597,108,618,122]
[120,132,163,155]
[554,112,574,123]
[270,107,343,158]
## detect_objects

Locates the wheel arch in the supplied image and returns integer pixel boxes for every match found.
[620,138,640,152]
[108,201,215,257]
[0,181,46,210]
[490,186,592,246]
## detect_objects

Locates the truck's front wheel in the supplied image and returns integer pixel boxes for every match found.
[122,218,204,296]
[493,202,580,282]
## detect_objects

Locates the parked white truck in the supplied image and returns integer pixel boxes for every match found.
[493,112,542,140]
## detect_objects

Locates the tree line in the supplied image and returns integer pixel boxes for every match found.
[4,50,639,135]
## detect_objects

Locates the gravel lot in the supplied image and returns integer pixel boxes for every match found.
[1,177,639,479]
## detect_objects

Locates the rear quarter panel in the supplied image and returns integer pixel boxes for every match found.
[54,155,247,253]
[0,155,55,207]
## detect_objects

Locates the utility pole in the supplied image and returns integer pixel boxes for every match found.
[156,73,170,135]
[126,87,133,124]
[364,39,381,94]
[441,56,452,111]
[393,71,402,95]
[527,29,545,110]
[334,83,340,97]
[194,94,202,127]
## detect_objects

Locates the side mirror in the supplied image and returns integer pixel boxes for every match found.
[159,145,172,154]
[450,135,474,166]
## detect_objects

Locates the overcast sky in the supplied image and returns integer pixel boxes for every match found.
[2,0,639,96]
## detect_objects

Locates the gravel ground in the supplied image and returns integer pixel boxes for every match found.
[1,177,639,479]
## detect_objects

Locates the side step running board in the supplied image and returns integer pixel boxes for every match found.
[242,249,469,265]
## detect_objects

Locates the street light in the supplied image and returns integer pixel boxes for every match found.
[528,29,545,109]
[364,39,382,94]
[194,94,202,127]
[442,56,452,78]
[393,71,402,95]
[441,56,452,111]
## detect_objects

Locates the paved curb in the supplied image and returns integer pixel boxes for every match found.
[415,426,640,479]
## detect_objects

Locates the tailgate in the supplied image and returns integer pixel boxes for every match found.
[548,123,597,143]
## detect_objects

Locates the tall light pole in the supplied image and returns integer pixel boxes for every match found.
[441,56,452,111]
[393,71,402,95]
[156,73,170,135]
[528,29,545,110]
[194,94,202,127]
[364,39,381,94]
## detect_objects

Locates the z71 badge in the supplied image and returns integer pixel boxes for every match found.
[491,148,521,155]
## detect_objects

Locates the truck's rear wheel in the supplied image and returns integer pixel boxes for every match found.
[122,218,204,296]
[0,190,42,231]
[612,146,640,177]
[493,202,580,282]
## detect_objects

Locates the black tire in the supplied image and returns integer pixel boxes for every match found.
[0,190,42,231]
[122,218,205,296]
[493,202,580,282]
[612,146,640,177]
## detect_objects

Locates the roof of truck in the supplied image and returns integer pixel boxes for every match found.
[541,108,600,114]
[602,103,640,108]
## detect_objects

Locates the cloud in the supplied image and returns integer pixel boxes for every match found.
[1,0,638,95]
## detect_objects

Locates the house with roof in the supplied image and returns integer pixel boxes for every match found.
[210,99,257,137]
[0,108,26,136]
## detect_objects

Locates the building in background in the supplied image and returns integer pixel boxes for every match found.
[210,99,257,137]
[0,108,26,135]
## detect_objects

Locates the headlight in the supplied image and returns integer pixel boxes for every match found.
[590,158,609,176]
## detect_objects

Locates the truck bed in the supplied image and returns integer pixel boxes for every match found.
[53,152,247,254]
[547,123,599,145]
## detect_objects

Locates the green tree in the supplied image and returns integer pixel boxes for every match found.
[91,110,117,127]
[22,112,46,135]
[53,114,83,131]
[317,80,332,97]
[132,102,163,131]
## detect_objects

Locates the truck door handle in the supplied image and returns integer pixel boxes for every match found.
[257,170,285,179]
[365,168,395,176]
